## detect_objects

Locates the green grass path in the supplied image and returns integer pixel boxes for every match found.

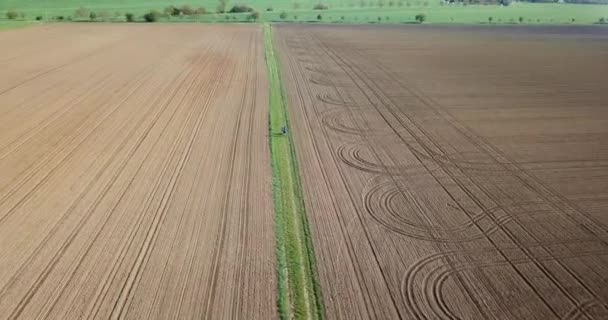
[264,23,324,320]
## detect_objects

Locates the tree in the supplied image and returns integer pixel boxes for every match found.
[6,10,19,20]
[280,11,288,19]
[125,13,135,22]
[181,5,195,15]
[600,17,606,24]
[229,5,254,13]
[216,0,227,13]
[488,16,493,24]
[89,11,97,20]
[75,7,89,19]
[518,16,523,23]
[317,14,323,20]
[415,13,426,23]
[165,6,181,16]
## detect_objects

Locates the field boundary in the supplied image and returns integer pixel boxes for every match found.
[264,23,324,320]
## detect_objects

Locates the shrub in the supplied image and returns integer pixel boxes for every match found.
[36,15,43,21]
[317,14,322,20]
[6,10,19,20]
[488,16,493,24]
[165,6,180,16]
[89,12,97,20]
[518,16,523,23]
[266,7,274,11]
[280,11,288,19]
[125,13,135,22]
[195,7,207,15]
[313,3,329,10]
[229,5,254,13]
[99,11,110,21]
[143,10,161,22]
[56,16,65,21]
[181,5,195,15]
[247,11,260,21]
[600,17,606,24]
[415,13,426,23]
[75,7,89,18]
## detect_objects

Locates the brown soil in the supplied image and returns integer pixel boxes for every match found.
[0,24,275,319]
[275,24,608,319]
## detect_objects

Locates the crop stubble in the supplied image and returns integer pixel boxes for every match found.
[275,24,608,319]
[0,24,275,319]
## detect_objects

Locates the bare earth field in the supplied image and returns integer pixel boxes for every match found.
[275,24,608,319]
[0,24,275,319]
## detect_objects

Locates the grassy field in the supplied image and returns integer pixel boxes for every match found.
[264,24,324,320]
[0,0,607,24]
[0,21,32,30]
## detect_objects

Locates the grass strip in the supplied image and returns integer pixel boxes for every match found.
[264,23,324,320]
[0,21,32,31]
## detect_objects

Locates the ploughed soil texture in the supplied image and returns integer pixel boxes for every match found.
[0,24,275,319]
[274,24,608,320]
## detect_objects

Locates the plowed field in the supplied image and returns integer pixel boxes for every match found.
[275,25,608,319]
[0,24,275,319]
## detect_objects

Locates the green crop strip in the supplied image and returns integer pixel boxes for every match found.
[0,21,31,31]
[264,24,324,320]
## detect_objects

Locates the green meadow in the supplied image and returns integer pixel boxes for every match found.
[1,0,607,24]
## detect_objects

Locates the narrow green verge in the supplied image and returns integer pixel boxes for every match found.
[264,23,324,320]
[0,21,31,31]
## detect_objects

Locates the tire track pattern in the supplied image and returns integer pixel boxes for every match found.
[275,25,608,320]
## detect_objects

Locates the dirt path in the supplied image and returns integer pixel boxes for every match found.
[275,24,608,319]
[0,24,275,319]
